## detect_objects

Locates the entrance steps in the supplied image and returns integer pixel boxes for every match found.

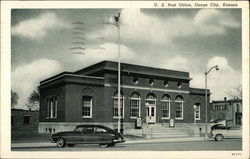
[143,124,189,138]
[123,123,199,139]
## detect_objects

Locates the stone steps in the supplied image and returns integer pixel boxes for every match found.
[142,124,189,138]
[152,134,188,138]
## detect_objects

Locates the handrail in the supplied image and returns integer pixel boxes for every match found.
[141,117,150,129]
[141,117,149,126]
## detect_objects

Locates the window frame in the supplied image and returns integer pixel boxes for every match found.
[161,94,171,119]
[46,97,57,119]
[130,93,141,119]
[194,103,201,120]
[175,96,184,120]
[23,115,31,124]
[177,81,182,88]
[113,93,125,119]
[82,96,93,118]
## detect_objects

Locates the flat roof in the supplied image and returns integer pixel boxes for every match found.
[40,72,104,85]
[212,99,242,103]
[40,60,193,86]
[75,60,191,80]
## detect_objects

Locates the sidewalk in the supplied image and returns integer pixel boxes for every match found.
[126,136,205,144]
[11,136,206,148]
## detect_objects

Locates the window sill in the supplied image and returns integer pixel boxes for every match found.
[82,116,92,119]
[113,117,124,119]
[46,117,57,119]
[175,118,183,120]
[161,118,170,120]
[130,117,140,119]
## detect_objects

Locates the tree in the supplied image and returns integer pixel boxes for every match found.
[26,88,40,110]
[11,90,19,108]
[227,85,242,99]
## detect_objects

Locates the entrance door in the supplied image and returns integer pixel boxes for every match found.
[146,105,156,124]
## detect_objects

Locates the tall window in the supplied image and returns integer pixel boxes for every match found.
[194,103,200,120]
[82,96,92,118]
[175,95,184,119]
[47,97,57,119]
[161,94,171,119]
[113,92,124,118]
[130,92,141,118]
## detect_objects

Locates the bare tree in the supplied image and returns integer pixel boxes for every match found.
[11,90,19,108]
[227,85,242,99]
[26,88,40,110]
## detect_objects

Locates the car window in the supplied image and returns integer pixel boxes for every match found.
[75,127,85,132]
[83,127,94,133]
[95,127,108,133]
[229,127,241,130]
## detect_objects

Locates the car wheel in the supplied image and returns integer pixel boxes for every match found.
[99,144,109,148]
[108,143,115,147]
[67,144,75,147]
[56,138,66,148]
[215,134,224,141]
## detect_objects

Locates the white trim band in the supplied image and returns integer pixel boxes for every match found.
[105,83,190,94]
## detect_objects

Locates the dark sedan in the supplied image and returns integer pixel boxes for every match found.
[51,125,125,148]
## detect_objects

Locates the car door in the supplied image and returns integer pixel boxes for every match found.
[68,127,85,144]
[94,127,112,144]
[81,127,96,144]
[228,127,242,139]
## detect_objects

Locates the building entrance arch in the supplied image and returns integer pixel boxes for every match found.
[146,93,156,124]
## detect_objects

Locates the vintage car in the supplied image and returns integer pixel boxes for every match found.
[51,125,125,148]
[211,124,228,130]
[208,126,242,141]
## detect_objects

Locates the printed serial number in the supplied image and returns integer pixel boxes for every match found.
[232,152,242,156]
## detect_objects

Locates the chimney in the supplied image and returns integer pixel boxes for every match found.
[224,97,227,101]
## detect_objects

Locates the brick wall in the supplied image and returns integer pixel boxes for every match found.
[11,109,39,136]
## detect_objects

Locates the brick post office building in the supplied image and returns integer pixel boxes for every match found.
[38,61,210,134]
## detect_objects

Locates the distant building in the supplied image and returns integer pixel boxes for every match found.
[38,61,210,134]
[210,97,242,126]
[11,108,39,136]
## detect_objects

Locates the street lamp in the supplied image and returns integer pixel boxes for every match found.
[204,65,219,140]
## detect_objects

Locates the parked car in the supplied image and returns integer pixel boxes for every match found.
[208,126,242,141]
[211,124,228,130]
[51,125,125,148]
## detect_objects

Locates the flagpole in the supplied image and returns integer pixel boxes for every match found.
[105,12,122,133]
[117,12,121,133]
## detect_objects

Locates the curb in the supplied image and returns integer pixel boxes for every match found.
[125,138,205,144]
[12,138,206,148]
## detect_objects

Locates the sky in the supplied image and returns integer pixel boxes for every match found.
[11,9,242,109]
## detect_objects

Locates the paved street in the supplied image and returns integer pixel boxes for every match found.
[12,139,242,151]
